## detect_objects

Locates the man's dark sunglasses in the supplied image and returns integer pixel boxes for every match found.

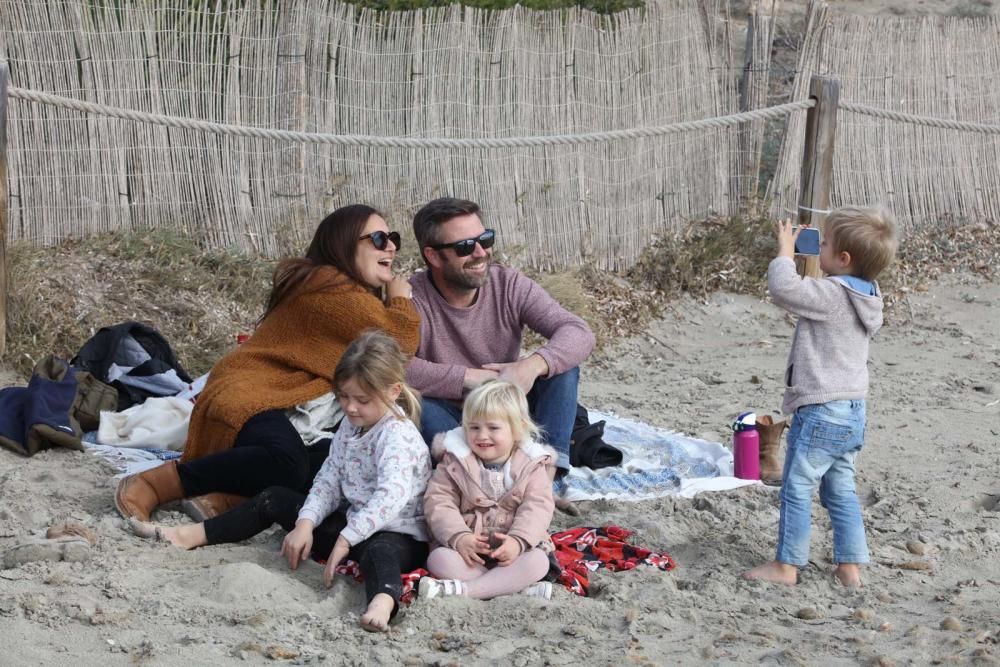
[428,229,496,257]
[359,230,401,251]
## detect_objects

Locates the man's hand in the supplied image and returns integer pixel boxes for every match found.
[463,367,500,390]
[323,535,351,588]
[455,533,490,567]
[488,532,523,566]
[777,218,801,259]
[281,520,315,570]
[483,354,549,394]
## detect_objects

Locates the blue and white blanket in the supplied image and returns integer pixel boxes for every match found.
[554,411,758,502]
[87,410,759,499]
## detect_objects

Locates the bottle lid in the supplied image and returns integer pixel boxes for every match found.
[731,411,757,431]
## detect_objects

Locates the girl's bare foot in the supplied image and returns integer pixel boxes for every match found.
[360,593,395,632]
[742,560,798,585]
[128,518,207,550]
[833,563,862,588]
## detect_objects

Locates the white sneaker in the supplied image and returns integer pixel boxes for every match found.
[418,577,466,600]
[519,582,553,599]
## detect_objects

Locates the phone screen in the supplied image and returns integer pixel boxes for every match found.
[794,227,820,256]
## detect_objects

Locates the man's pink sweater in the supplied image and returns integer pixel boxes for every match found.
[406,265,595,400]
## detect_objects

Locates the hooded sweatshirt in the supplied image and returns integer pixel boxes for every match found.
[767,257,884,414]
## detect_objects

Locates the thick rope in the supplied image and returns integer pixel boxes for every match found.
[8,86,814,148]
[842,100,1000,135]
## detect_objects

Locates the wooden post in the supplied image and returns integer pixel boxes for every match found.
[797,75,840,278]
[0,63,9,356]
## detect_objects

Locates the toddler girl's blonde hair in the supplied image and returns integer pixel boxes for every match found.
[462,380,542,447]
[333,330,421,425]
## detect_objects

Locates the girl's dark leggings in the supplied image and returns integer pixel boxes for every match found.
[203,486,427,615]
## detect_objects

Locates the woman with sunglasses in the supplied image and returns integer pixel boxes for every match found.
[115,204,420,523]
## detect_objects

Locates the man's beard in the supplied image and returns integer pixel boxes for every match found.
[441,254,491,290]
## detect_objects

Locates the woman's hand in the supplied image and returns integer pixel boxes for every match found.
[323,535,351,588]
[281,520,315,570]
[386,277,413,301]
[455,533,490,568]
[489,533,523,566]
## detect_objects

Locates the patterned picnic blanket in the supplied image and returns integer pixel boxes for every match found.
[556,410,754,502]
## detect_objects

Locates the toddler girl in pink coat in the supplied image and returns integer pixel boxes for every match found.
[419,380,556,600]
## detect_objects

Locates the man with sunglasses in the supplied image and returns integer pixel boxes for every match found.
[405,197,595,479]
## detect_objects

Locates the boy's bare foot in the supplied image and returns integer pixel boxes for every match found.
[742,560,798,585]
[360,593,394,632]
[832,563,862,588]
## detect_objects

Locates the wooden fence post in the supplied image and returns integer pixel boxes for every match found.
[797,75,839,277]
[0,62,9,356]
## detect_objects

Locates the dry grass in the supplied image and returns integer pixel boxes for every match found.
[3,228,273,380]
[4,216,997,384]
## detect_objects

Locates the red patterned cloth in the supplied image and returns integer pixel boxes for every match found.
[324,525,675,602]
[550,525,676,596]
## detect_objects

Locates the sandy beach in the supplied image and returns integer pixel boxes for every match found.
[1,268,997,666]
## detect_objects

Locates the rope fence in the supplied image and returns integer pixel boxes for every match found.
[840,101,1000,136]
[8,87,816,148]
[15,86,1000,145]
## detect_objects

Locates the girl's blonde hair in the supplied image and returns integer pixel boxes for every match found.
[462,380,542,447]
[333,330,421,425]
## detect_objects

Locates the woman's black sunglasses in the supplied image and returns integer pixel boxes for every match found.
[359,230,401,251]
[428,229,496,257]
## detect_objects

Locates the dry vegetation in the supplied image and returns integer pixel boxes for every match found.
[4,215,997,384]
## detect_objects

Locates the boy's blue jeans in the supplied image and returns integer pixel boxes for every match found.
[419,367,579,472]
[776,399,869,567]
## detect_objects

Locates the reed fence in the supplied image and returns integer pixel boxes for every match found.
[769,0,1000,231]
[0,0,759,271]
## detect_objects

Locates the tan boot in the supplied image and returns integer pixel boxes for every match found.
[757,415,789,485]
[114,460,184,521]
[180,493,248,522]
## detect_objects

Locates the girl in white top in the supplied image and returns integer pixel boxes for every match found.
[131,330,431,632]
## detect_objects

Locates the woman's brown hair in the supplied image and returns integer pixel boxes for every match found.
[261,204,382,322]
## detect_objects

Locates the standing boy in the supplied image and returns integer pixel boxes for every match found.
[744,207,897,587]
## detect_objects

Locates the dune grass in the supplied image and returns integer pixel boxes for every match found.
[3,215,996,382]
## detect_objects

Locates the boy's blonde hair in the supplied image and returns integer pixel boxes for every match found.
[824,206,898,281]
[462,380,542,447]
[333,330,421,425]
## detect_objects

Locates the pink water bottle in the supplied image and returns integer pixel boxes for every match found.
[732,411,760,480]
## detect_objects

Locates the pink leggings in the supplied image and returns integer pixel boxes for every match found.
[426,546,550,600]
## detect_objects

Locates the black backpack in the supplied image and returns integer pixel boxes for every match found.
[72,321,192,411]
[570,404,623,470]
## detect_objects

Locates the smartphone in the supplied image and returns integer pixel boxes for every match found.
[793,227,820,256]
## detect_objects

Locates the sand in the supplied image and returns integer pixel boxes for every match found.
[1,269,998,666]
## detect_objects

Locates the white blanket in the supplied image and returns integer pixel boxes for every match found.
[557,410,759,502]
[97,396,193,451]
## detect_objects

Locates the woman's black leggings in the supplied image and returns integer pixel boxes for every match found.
[177,410,328,497]
[204,486,427,614]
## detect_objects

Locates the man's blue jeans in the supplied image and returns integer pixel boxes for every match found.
[420,367,580,473]
[776,399,869,567]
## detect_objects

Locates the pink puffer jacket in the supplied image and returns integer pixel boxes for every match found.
[424,427,556,550]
